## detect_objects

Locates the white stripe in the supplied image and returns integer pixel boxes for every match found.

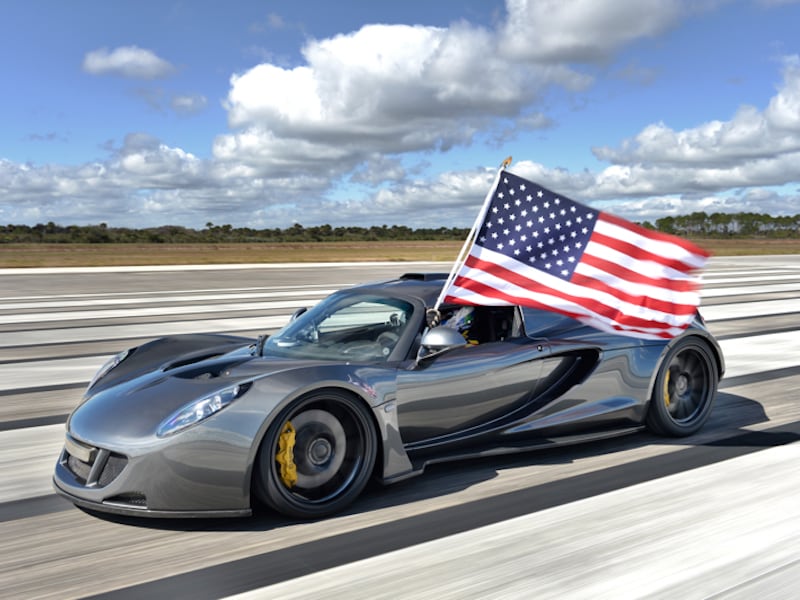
[575,259,701,306]
[0,299,316,325]
[0,289,335,311]
[0,424,67,503]
[0,315,287,348]
[0,261,444,276]
[594,217,708,269]
[586,236,700,284]
[701,298,800,321]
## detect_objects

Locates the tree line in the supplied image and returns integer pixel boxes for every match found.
[0,222,471,244]
[1,211,799,243]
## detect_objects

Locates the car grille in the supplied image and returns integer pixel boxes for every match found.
[62,435,128,488]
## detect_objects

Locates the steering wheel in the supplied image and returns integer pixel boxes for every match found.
[377,331,400,351]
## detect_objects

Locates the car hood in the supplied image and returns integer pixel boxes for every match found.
[67,346,334,447]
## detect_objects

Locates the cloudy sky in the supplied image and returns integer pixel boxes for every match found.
[2,0,799,229]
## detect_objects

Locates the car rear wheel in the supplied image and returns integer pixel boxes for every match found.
[254,390,377,519]
[646,338,718,437]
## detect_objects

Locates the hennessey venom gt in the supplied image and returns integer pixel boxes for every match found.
[53,273,724,519]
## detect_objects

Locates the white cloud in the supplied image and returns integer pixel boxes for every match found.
[500,0,684,63]
[82,46,175,79]
[589,56,800,195]
[217,17,592,175]
[171,94,209,114]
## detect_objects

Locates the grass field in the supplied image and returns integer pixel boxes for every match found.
[1,238,798,268]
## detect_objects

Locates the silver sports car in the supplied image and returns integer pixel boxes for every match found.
[53,273,724,519]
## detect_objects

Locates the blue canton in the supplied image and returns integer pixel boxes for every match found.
[476,172,597,281]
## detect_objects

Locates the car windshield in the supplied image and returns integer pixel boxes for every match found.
[262,292,415,361]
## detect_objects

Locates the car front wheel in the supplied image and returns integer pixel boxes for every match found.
[254,390,377,519]
[646,338,719,437]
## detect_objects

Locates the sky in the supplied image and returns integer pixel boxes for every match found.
[1,0,800,230]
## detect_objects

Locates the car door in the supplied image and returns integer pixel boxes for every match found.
[394,333,548,447]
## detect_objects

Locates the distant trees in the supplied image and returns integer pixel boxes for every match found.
[2,212,798,244]
[0,222,472,244]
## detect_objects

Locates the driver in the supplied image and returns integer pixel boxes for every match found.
[442,306,478,344]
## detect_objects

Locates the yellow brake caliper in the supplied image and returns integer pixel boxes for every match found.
[663,369,671,407]
[276,421,297,488]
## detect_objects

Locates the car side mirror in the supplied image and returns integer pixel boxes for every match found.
[417,326,467,360]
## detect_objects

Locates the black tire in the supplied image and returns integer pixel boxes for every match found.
[254,390,377,519]
[646,338,718,437]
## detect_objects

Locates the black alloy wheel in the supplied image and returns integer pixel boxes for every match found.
[254,390,377,519]
[646,338,718,437]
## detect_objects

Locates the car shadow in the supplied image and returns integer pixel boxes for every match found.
[83,391,776,532]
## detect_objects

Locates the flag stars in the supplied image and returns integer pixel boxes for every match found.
[478,174,595,283]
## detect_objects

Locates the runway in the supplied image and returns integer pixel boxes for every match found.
[1,256,798,599]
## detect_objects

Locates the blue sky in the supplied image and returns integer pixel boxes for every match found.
[2,0,799,229]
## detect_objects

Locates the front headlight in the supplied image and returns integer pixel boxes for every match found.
[156,382,252,437]
[87,349,132,390]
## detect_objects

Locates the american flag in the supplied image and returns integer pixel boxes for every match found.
[442,170,710,339]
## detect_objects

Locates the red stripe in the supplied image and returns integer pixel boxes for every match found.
[461,255,683,331]
[578,252,699,295]
[570,270,697,317]
[599,212,711,260]
[591,229,700,275]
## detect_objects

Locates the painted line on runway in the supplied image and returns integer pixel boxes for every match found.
[0,261,445,276]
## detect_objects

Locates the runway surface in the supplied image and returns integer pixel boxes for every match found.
[1,256,798,599]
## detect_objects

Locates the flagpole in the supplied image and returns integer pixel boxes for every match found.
[432,157,512,313]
